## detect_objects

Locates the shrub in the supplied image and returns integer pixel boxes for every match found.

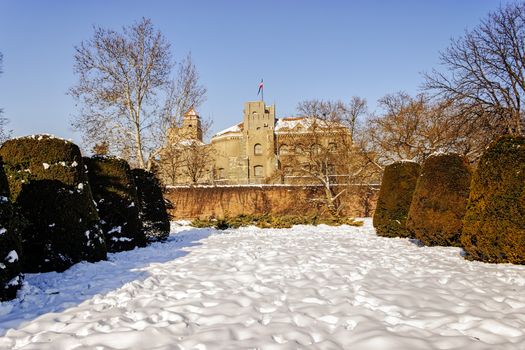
[0,160,23,301]
[0,135,106,272]
[190,214,363,229]
[373,161,421,238]
[131,169,170,242]
[84,156,146,252]
[407,153,472,246]
[461,136,525,264]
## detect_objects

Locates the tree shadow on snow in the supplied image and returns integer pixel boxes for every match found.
[0,226,214,335]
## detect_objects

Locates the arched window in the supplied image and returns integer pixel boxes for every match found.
[254,143,263,155]
[279,144,289,155]
[311,143,321,155]
[254,165,263,178]
[295,144,304,154]
[217,168,225,179]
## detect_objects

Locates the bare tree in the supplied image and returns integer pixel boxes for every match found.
[0,52,11,143]
[180,141,214,184]
[364,92,491,165]
[149,54,207,170]
[277,99,380,217]
[70,18,206,169]
[344,96,368,140]
[425,1,525,135]
[159,119,214,185]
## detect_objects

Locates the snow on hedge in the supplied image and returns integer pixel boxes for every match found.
[0,220,524,349]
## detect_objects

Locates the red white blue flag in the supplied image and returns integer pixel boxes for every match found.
[257,79,264,96]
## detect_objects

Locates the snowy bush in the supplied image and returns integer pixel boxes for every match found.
[373,161,420,238]
[461,136,525,264]
[0,159,23,301]
[191,214,363,229]
[84,156,146,252]
[0,135,106,272]
[131,169,169,242]
[407,153,472,246]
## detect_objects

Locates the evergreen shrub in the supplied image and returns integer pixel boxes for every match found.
[407,153,472,246]
[131,169,170,242]
[191,214,363,230]
[373,161,421,238]
[84,156,146,252]
[0,160,23,301]
[461,136,525,264]
[0,135,106,272]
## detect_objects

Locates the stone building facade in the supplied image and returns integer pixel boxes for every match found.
[160,101,368,185]
[211,101,277,184]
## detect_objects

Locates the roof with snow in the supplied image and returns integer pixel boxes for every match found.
[185,107,198,118]
[212,122,244,138]
[211,117,346,140]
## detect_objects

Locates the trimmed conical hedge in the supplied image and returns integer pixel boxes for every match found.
[131,169,170,242]
[84,156,146,252]
[373,161,421,238]
[0,159,23,301]
[0,135,106,272]
[407,153,472,246]
[461,136,525,264]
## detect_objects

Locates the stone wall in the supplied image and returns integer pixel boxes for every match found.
[164,185,379,219]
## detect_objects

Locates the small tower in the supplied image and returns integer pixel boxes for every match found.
[181,107,203,141]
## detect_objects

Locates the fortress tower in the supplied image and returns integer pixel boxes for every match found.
[242,101,276,180]
[181,107,203,141]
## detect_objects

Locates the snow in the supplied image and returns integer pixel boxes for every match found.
[1,220,525,349]
[212,123,243,138]
[178,139,205,147]
[275,116,314,131]
[107,226,122,234]
[42,163,50,170]
[4,251,18,263]
[0,228,6,236]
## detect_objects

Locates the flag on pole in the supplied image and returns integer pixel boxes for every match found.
[257,79,264,96]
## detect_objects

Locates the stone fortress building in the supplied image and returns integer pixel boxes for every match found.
[161,101,356,185]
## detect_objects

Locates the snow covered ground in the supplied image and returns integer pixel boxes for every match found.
[1,219,525,349]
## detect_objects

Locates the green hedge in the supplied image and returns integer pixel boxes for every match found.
[132,169,170,242]
[407,153,472,246]
[0,159,23,301]
[373,161,421,238]
[84,156,146,252]
[461,136,525,264]
[0,135,106,272]
[191,214,363,230]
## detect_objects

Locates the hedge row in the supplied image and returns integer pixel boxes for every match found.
[373,161,420,238]
[373,135,525,265]
[0,135,170,301]
[461,136,525,264]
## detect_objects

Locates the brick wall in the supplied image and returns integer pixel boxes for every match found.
[164,185,378,219]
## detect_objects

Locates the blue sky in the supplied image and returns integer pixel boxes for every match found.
[0,0,514,146]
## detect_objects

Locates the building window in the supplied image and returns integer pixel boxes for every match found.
[254,143,263,155]
[279,144,290,155]
[254,165,263,178]
[311,144,322,155]
[217,168,225,179]
[295,144,304,154]
[329,142,337,152]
